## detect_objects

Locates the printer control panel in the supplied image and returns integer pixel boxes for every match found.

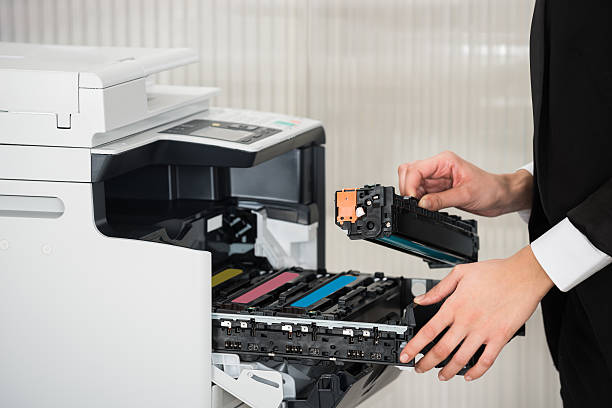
[160,119,281,145]
[92,108,323,157]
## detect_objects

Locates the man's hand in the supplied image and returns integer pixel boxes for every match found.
[399,246,553,381]
[397,151,532,216]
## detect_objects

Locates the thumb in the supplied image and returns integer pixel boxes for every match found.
[414,267,463,305]
[418,187,468,211]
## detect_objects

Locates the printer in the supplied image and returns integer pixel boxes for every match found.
[0,43,493,408]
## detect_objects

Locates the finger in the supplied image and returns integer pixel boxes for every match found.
[400,310,453,363]
[413,266,463,306]
[403,166,425,198]
[419,186,470,211]
[437,334,485,381]
[398,163,425,196]
[398,164,408,196]
[400,153,455,198]
[423,178,452,194]
[415,326,466,373]
[403,164,442,199]
[463,340,505,381]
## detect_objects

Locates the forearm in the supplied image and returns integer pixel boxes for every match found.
[493,169,533,215]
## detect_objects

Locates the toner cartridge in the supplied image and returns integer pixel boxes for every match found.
[335,184,479,268]
[211,265,485,370]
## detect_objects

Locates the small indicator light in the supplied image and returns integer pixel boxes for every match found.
[274,120,295,127]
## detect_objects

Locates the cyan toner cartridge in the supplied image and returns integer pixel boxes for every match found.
[335,185,479,267]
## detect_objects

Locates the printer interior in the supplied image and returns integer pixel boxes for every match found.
[95,142,324,268]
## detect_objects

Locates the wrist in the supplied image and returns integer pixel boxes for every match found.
[511,246,554,299]
[496,170,533,214]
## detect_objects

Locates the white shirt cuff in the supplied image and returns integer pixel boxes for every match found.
[517,162,534,223]
[519,162,534,174]
[531,218,612,291]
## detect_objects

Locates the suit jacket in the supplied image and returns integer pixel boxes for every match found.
[529,0,612,371]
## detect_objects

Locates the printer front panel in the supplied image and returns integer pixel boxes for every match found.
[0,179,212,408]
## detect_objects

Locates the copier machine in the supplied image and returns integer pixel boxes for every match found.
[0,42,388,408]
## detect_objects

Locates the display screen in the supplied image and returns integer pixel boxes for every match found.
[191,127,251,141]
[160,119,281,144]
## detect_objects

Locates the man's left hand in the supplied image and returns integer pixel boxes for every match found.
[399,245,554,381]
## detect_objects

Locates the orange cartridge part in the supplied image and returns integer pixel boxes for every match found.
[336,189,358,224]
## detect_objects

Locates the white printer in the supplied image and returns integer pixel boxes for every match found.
[0,42,333,408]
[1,42,502,408]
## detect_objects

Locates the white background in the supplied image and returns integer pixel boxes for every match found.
[0,0,561,406]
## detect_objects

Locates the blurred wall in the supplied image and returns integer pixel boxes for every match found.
[0,0,562,406]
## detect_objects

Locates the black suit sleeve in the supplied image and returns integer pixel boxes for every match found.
[568,178,612,256]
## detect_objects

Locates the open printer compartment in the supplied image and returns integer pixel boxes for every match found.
[93,134,326,269]
[91,121,484,408]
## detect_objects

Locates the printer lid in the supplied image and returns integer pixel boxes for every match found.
[0,42,203,131]
[0,42,197,89]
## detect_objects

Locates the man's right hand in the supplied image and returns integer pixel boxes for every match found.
[397,151,533,217]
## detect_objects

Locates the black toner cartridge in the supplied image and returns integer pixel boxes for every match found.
[335,184,479,267]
